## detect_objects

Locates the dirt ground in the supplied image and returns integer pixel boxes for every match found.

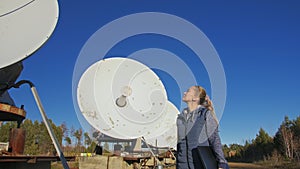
[52,162,262,169]
[229,162,265,169]
[52,161,280,169]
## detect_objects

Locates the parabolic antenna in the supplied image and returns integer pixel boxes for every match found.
[77,57,179,140]
[77,61,126,138]
[0,0,59,68]
[144,101,178,149]
[93,57,168,139]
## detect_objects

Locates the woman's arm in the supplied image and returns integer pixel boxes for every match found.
[206,110,229,169]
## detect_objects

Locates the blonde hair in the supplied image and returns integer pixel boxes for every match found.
[194,86,213,110]
[194,86,219,124]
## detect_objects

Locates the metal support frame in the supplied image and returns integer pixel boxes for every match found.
[12,80,70,169]
[141,136,163,169]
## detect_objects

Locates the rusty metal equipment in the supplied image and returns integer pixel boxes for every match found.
[0,81,72,169]
[0,103,26,155]
[8,128,26,155]
[0,155,75,169]
[0,103,26,127]
[8,80,70,169]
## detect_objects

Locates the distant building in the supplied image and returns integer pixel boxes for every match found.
[0,142,9,152]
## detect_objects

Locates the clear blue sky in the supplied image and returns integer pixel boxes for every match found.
[10,0,300,145]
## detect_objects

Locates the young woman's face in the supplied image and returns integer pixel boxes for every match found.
[182,86,198,103]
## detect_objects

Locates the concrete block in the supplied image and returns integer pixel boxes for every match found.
[108,156,123,169]
[79,156,108,169]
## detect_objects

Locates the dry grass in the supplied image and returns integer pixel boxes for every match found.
[51,161,78,169]
[52,160,298,169]
[229,162,264,169]
[229,161,300,169]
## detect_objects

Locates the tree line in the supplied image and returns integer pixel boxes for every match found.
[223,115,300,164]
[0,119,95,155]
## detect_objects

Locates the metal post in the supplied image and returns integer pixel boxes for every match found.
[12,80,70,169]
[141,137,163,168]
[31,86,70,169]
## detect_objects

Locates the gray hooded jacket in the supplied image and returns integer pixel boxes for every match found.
[176,106,228,169]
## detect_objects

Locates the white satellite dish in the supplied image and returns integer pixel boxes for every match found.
[0,0,59,68]
[144,101,178,149]
[77,61,126,138]
[77,57,180,140]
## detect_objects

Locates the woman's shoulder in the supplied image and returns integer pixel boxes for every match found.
[177,108,188,119]
[197,106,209,115]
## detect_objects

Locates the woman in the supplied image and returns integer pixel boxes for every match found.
[177,86,229,169]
